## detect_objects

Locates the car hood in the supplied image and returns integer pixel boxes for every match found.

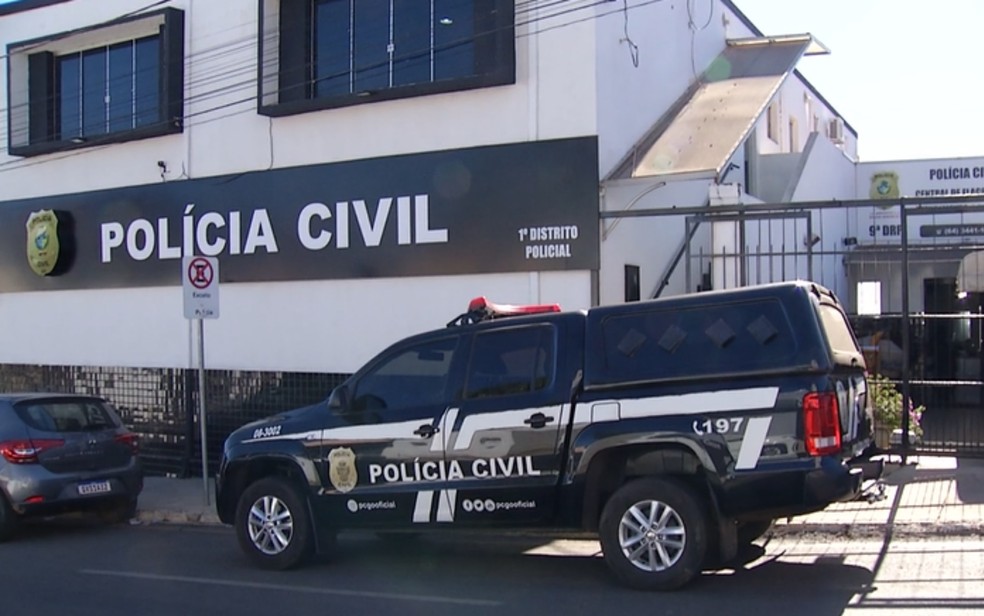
[227,403,326,445]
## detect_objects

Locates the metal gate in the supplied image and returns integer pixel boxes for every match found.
[604,194,984,456]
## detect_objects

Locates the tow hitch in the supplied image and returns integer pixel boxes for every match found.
[850,453,887,503]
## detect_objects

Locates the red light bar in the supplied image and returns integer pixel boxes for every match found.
[467,296,561,318]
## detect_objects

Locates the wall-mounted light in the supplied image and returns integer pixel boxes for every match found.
[439,17,453,25]
[70,136,86,144]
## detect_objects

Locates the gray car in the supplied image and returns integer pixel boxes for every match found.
[0,393,143,540]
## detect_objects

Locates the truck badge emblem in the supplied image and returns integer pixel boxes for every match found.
[26,210,61,276]
[328,447,358,493]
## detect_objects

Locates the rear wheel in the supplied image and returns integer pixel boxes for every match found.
[100,498,138,524]
[235,477,314,570]
[599,477,708,591]
[0,492,18,542]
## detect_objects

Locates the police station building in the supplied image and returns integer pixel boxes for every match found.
[2,0,982,469]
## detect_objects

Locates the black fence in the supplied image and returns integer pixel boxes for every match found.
[0,364,348,476]
[851,312,984,455]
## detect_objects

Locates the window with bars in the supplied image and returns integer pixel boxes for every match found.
[6,8,184,157]
[260,0,514,116]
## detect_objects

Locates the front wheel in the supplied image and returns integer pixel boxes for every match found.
[599,477,709,591]
[235,477,314,570]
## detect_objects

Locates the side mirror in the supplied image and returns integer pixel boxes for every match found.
[328,385,349,411]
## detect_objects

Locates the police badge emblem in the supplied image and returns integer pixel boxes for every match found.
[328,447,358,493]
[26,210,60,276]
[869,171,900,201]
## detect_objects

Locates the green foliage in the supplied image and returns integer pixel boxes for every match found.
[869,373,924,438]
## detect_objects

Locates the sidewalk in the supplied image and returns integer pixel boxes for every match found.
[773,455,984,537]
[133,455,984,535]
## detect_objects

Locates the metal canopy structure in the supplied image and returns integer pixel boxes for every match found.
[617,34,826,182]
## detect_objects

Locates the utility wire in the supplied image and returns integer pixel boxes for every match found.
[0,0,667,173]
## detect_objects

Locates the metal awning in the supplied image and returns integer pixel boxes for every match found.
[958,250,984,293]
[613,34,827,181]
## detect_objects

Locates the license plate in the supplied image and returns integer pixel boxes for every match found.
[78,480,112,496]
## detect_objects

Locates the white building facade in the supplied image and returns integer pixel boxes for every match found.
[2,0,936,382]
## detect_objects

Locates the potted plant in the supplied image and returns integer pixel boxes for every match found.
[868,373,924,449]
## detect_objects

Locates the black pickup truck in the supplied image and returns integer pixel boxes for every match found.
[216,280,876,590]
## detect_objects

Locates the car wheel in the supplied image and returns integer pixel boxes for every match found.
[0,492,18,542]
[599,477,708,591]
[736,519,774,545]
[101,498,139,524]
[235,477,314,570]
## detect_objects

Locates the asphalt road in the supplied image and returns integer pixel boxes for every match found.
[1,517,982,615]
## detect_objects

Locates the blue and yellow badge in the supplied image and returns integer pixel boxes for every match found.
[870,172,900,200]
[26,209,60,276]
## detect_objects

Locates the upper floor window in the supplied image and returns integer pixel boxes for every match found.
[259,0,515,117]
[57,37,160,141]
[6,8,184,157]
[766,102,780,143]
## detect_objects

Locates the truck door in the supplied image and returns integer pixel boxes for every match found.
[317,333,463,527]
[439,322,567,525]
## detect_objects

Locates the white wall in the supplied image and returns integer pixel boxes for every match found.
[599,177,713,303]
[0,0,601,201]
[0,1,600,373]
[595,1,748,178]
[750,78,858,170]
[0,271,592,372]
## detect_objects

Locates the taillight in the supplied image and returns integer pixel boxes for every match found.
[803,392,842,456]
[0,439,65,464]
[115,432,139,455]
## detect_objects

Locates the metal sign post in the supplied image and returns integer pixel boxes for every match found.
[182,256,220,505]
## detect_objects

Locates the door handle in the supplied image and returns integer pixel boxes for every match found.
[414,424,438,438]
[523,412,554,429]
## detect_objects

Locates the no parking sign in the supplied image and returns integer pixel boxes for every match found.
[182,256,219,319]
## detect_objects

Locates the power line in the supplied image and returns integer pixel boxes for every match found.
[0,0,668,174]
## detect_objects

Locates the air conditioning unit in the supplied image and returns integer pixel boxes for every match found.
[828,118,845,144]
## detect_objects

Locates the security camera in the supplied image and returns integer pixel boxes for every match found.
[804,233,821,247]
[157,160,167,170]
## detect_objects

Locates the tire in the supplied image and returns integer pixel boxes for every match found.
[234,477,314,570]
[0,493,17,542]
[599,477,709,591]
[100,498,138,524]
[736,519,774,545]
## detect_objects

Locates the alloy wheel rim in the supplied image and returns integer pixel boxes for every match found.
[617,499,686,572]
[247,495,294,555]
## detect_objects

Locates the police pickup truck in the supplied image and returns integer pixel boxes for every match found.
[216,280,876,590]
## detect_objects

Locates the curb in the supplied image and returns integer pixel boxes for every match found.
[772,521,984,539]
[132,510,984,540]
[134,510,222,526]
